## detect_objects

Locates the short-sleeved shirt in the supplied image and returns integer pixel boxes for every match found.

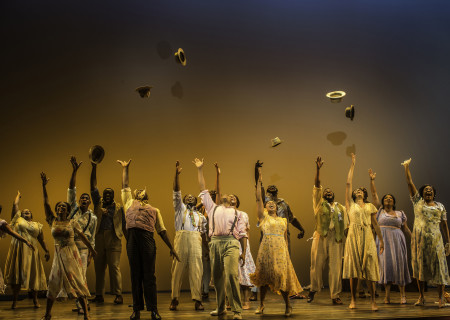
[121,188,166,233]
[173,190,206,233]
[199,190,247,240]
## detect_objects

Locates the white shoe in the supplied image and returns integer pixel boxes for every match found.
[233,312,242,320]
[210,309,227,316]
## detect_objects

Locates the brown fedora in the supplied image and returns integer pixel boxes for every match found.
[135,86,153,98]
[345,105,355,121]
[175,48,187,66]
[89,145,105,164]
[326,91,346,103]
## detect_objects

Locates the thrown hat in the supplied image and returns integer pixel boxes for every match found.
[175,48,187,66]
[135,86,153,98]
[89,145,105,164]
[271,137,283,147]
[345,105,355,121]
[326,91,346,103]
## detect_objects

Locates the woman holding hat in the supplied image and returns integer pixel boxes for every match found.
[117,159,179,320]
[4,191,50,309]
[40,173,96,320]
[402,158,450,307]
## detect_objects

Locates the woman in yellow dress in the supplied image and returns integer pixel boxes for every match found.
[250,163,302,317]
[5,191,50,309]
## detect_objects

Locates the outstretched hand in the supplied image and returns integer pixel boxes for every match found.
[117,159,132,167]
[255,160,263,168]
[214,162,221,174]
[315,156,324,170]
[40,172,49,185]
[170,249,181,262]
[351,153,356,164]
[192,158,204,169]
[401,158,411,167]
[239,253,246,266]
[70,155,82,171]
[175,161,182,175]
[368,168,376,180]
[26,241,35,251]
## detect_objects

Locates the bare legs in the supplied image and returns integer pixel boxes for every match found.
[241,286,251,309]
[415,280,425,306]
[280,290,292,316]
[349,278,357,308]
[255,286,267,313]
[366,280,378,311]
[438,284,445,308]
[43,296,90,320]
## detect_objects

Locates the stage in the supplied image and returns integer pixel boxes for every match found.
[1,289,450,320]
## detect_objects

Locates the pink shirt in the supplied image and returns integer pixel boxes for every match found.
[199,190,247,240]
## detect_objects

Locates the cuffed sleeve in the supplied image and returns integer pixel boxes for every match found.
[121,187,134,213]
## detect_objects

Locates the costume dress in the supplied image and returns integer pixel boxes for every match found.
[238,211,256,287]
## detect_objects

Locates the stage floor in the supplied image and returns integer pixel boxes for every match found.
[1,289,450,320]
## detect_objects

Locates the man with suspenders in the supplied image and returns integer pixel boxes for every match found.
[170,161,207,311]
[193,158,247,320]
[67,156,98,314]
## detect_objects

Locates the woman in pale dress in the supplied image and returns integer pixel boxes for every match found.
[0,205,35,295]
[40,173,97,320]
[343,154,384,311]
[5,191,50,309]
[402,158,450,307]
[250,163,302,317]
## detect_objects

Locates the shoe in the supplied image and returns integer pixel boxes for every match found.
[384,297,390,304]
[202,293,209,301]
[151,310,162,320]
[72,308,80,313]
[249,292,258,301]
[372,302,378,311]
[130,311,140,320]
[332,298,343,305]
[400,296,407,304]
[233,312,242,320]
[195,300,204,310]
[242,302,250,310]
[445,292,450,304]
[358,291,365,299]
[169,299,179,311]
[114,295,123,305]
[40,315,51,320]
[255,305,265,314]
[210,309,227,316]
[414,297,425,306]
[289,293,306,299]
[89,295,104,304]
[307,291,316,303]
[285,306,293,317]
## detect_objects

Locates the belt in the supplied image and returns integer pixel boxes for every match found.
[264,233,284,237]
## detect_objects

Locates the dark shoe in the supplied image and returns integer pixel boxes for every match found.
[307,291,316,303]
[289,293,306,299]
[358,291,366,299]
[130,311,140,320]
[72,308,80,313]
[169,299,178,311]
[249,292,258,301]
[195,300,204,310]
[89,295,104,304]
[374,291,379,298]
[151,310,162,320]
[114,295,123,305]
[332,298,343,305]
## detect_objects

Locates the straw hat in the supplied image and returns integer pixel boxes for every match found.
[345,105,355,121]
[89,145,105,164]
[326,91,346,103]
[135,86,153,98]
[271,137,283,147]
[175,48,187,66]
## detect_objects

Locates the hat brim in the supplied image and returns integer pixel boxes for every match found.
[326,91,346,103]
[175,49,187,66]
[89,145,105,164]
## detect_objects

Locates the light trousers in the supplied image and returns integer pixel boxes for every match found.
[210,236,242,313]
[310,229,344,299]
[171,230,203,301]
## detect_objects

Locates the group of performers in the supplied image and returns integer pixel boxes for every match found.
[0,153,449,320]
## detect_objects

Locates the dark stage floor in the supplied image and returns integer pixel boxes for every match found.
[1,289,450,320]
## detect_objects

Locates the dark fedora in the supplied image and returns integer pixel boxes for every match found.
[135,86,153,98]
[345,105,355,121]
[89,145,105,164]
[175,48,187,66]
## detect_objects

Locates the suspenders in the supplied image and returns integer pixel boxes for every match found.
[211,205,238,236]
[181,207,200,231]
[70,207,92,233]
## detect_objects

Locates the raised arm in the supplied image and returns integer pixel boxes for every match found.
[173,160,182,192]
[402,158,417,197]
[41,172,56,225]
[193,158,205,191]
[256,166,265,220]
[69,155,82,190]
[117,159,132,189]
[90,162,97,192]
[315,156,324,188]
[255,160,265,200]
[345,153,356,211]
[368,169,381,209]
[12,191,21,220]
[214,162,221,205]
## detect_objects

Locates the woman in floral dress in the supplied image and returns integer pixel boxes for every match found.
[238,211,256,309]
[5,191,50,309]
[402,158,450,307]
[250,163,302,317]
[40,173,97,320]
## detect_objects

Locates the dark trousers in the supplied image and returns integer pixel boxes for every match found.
[127,228,157,311]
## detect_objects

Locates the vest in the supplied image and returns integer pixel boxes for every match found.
[94,202,125,239]
[316,201,345,242]
[125,200,157,233]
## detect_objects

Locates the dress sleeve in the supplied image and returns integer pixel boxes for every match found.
[411,192,421,204]
[368,202,378,214]
[257,210,268,227]
[11,210,22,226]
[400,211,407,224]
[439,203,447,221]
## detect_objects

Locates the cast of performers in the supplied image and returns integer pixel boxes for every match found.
[0,205,35,295]
[342,153,384,311]
[4,191,49,309]
[67,156,97,313]
[250,162,302,317]
[194,158,247,320]
[118,159,179,320]
[170,161,206,311]
[90,160,127,305]
[402,158,450,307]
[368,168,411,304]
[40,172,97,320]
[308,156,346,304]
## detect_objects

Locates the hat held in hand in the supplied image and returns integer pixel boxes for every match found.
[271,137,283,147]
[326,91,346,103]
[175,48,187,66]
[89,145,105,164]
[345,105,355,121]
[136,86,153,98]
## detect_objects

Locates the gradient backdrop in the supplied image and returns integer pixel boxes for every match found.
[1,0,450,293]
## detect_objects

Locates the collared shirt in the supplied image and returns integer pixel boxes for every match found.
[312,186,345,229]
[199,190,247,240]
[91,188,115,231]
[173,190,206,233]
[121,187,166,233]
[67,188,97,249]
